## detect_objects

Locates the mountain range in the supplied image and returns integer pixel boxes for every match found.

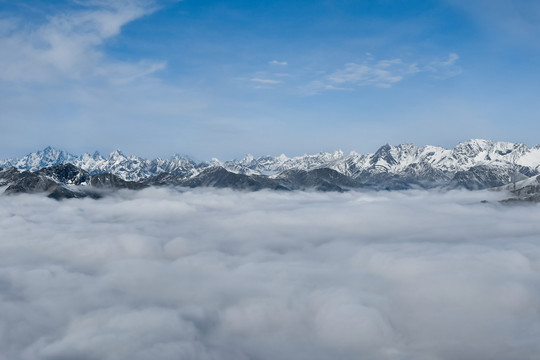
[1,139,540,200]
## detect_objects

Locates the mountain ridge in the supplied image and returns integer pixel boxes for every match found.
[1,161,540,201]
[2,139,540,191]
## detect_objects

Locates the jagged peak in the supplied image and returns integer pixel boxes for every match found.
[238,153,255,164]
[38,146,69,156]
[171,153,195,161]
[375,143,393,152]
[456,138,493,149]
[373,143,394,154]
[109,149,125,158]
[3,140,540,184]
[462,138,491,144]
[395,143,420,151]
[452,139,530,157]
[421,144,446,151]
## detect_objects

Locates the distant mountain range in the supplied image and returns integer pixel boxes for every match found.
[1,139,540,200]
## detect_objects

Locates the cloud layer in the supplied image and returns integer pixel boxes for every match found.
[0,0,161,84]
[1,188,539,359]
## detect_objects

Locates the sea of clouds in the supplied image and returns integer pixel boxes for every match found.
[1,188,539,360]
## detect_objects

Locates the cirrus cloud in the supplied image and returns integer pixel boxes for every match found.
[0,0,163,84]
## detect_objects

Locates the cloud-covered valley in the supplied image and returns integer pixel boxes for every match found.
[1,188,539,360]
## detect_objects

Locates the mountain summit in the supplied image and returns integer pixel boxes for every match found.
[1,140,539,190]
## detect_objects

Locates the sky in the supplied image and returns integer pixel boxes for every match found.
[1,0,539,160]
[1,188,540,359]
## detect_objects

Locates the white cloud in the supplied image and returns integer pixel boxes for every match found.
[269,60,288,66]
[95,60,168,85]
[425,53,462,78]
[0,1,162,84]
[443,52,460,66]
[0,1,204,157]
[301,81,353,96]
[250,78,281,84]
[306,53,462,94]
[327,61,404,88]
[301,57,412,94]
[1,188,539,359]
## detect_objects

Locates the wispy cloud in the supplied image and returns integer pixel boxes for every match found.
[0,1,199,157]
[303,53,462,95]
[95,60,168,85]
[269,60,288,66]
[302,80,353,95]
[301,57,413,95]
[425,52,462,78]
[0,0,163,84]
[250,78,281,85]
[327,60,406,88]
[248,63,288,89]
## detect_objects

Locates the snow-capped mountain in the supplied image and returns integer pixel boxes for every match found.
[0,148,201,181]
[494,174,540,202]
[1,146,77,172]
[2,139,540,189]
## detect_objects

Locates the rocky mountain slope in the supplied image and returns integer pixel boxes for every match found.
[3,162,540,201]
[2,139,540,194]
[0,164,147,199]
[494,175,540,202]
[0,163,365,198]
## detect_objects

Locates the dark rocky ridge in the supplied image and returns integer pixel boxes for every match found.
[142,167,361,192]
[0,164,366,199]
[3,140,540,187]
[498,175,540,203]
[0,164,148,200]
[2,161,540,201]
[274,168,361,192]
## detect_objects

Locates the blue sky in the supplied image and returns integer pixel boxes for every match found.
[0,0,539,159]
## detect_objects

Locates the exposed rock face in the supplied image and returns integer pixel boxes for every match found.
[489,173,540,203]
[2,139,540,200]
[0,164,147,199]
[0,167,23,186]
[142,166,363,192]
[450,165,523,190]
[497,175,540,202]
[89,174,147,190]
[2,140,540,190]
[48,186,90,200]
[176,167,285,191]
[274,168,360,192]
[4,171,58,195]
[36,163,91,185]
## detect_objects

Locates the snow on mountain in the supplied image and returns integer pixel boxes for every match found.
[249,150,347,175]
[0,146,77,171]
[517,145,540,171]
[494,174,540,202]
[1,140,539,186]
[0,147,202,181]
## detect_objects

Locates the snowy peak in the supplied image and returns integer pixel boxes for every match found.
[2,140,540,190]
[454,139,492,154]
[239,154,255,166]
[5,146,77,171]
[108,149,126,160]
[371,144,398,168]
